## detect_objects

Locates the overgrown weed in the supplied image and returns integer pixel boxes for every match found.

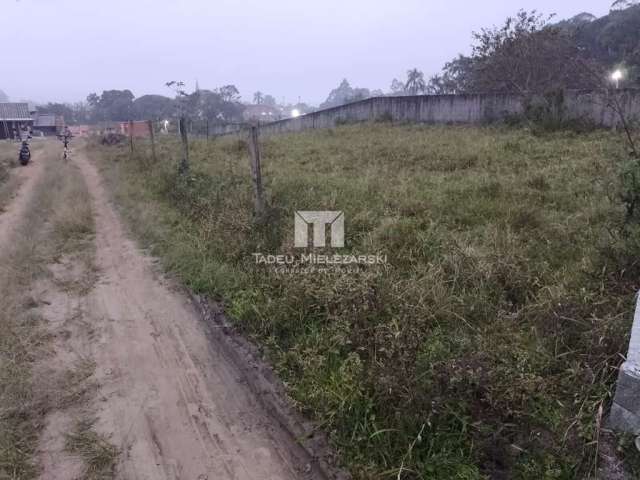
[94,123,639,479]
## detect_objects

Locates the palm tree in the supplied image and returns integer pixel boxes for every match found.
[405,69,427,95]
[611,0,639,11]
[253,91,264,105]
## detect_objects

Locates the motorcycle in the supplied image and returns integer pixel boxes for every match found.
[19,141,31,166]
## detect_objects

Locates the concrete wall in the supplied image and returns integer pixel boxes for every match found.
[564,89,640,126]
[610,292,640,434]
[210,89,640,137]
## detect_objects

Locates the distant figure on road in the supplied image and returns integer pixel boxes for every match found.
[59,127,73,160]
[61,127,72,147]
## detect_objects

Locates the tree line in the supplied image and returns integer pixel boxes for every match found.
[38,83,246,125]
[323,6,640,107]
[10,5,639,123]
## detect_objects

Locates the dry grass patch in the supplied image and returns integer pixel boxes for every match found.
[65,419,119,480]
[0,150,100,479]
[0,140,45,213]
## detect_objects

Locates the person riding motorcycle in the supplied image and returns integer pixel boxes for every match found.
[19,141,31,165]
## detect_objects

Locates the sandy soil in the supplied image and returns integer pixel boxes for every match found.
[66,149,326,480]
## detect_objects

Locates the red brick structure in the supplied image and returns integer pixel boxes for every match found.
[120,121,151,138]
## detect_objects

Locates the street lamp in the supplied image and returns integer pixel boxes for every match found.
[611,69,624,89]
[291,108,301,118]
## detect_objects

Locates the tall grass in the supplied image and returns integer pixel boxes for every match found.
[95,123,640,479]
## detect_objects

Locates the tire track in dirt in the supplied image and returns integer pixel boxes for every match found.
[74,149,324,479]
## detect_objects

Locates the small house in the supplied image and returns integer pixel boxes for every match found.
[33,113,65,136]
[0,103,34,140]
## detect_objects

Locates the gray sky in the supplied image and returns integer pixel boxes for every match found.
[3,0,611,105]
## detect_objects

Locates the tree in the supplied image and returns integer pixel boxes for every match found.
[133,95,174,120]
[430,10,611,96]
[405,68,427,95]
[71,102,91,124]
[219,85,240,103]
[165,80,190,118]
[469,10,598,95]
[33,102,91,125]
[321,79,352,108]
[102,90,135,120]
[571,4,640,86]
[611,0,640,11]
[87,93,100,108]
[163,82,244,123]
[37,102,73,122]
[165,80,187,97]
[263,95,277,107]
[320,79,370,109]
[87,90,135,121]
[253,91,264,104]
[351,87,371,102]
[427,55,475,94]
[195,89,244,122]
[389,79,406,95]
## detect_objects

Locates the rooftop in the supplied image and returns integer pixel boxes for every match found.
[0,103,31,121]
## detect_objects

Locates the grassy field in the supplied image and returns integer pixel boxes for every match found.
[94,123,640,479]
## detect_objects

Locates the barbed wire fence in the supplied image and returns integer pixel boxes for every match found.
[120,117,266,219]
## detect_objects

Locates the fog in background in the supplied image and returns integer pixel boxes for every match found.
[3,0,610,104]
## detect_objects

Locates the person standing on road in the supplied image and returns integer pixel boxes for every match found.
[63,126,72,146]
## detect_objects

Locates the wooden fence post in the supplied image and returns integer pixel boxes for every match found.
[179,117,189,173]
[148,120,157,163]
[128,120,134,155]
[247,125,265,218]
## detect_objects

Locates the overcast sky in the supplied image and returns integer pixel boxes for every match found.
[3,0,611,105]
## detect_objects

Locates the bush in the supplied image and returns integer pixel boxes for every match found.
[101,133,127,146]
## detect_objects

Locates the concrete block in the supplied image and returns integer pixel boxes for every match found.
[610,291,640,434]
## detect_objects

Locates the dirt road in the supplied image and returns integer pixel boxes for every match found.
[0,144,335,479]
[0,149,45,248]
[75,150,318,480]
